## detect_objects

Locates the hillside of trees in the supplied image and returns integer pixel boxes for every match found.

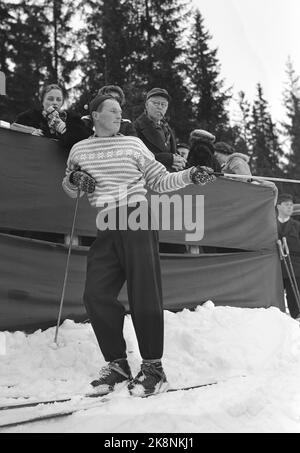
[1,0,300,197]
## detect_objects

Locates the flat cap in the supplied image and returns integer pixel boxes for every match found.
[146,88,170,102]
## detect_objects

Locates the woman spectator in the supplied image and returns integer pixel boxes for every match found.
[14,83,92,150]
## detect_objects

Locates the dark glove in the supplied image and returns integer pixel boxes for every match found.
[69,170,96,194]
[190,166,216,185]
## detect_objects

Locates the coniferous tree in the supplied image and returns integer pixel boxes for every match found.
[186,10,231,137]
[42,0,79,85]
[0,1,52,121]
[0,0,79,121]
[74,0,135,114]
[138,0,193,139]
[282,58,300,179]
[76,0,194,139]
[104,0,194,138]
[0,2,14,76]
[230,91,253,157]
[250,84,282,176]
[0,2,17,119]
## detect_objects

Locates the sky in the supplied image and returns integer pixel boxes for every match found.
[1,303,300,433]
[192,0,300,123]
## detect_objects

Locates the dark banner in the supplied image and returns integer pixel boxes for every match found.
[0,128,278,250]
[0,234,284,331]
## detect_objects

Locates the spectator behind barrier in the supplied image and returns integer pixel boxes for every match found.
[13,83,92,151]
[134,88,186,172]
[277,193,300,321]
[214,142,251,176]
[187,129,221,173]
[214,141,278,204]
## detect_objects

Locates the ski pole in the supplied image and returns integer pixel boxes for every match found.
[282,237,300,312]
[214,172,300,184]
[277,239,300,313]
[54,188,81,344]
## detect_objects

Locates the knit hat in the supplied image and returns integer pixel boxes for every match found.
[189,129,216,144]
[214,142,234,155]
[89,94,118,114]
[146,88,170,102]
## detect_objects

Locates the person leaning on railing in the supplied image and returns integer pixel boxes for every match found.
[13,83,92,151]
[214,141,278,205]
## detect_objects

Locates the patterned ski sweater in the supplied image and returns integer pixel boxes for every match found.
[62,135,193,208]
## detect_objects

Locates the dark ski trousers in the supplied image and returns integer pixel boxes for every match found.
[284,277,300,319]
[83,206,164,362]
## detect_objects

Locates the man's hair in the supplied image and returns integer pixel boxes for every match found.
[89,94,118,115]
[277,193,294,205]
[98,85,125,106]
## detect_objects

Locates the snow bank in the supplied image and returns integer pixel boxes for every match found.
[1,303,300,432]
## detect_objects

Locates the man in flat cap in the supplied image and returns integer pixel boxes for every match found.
[134,88,186,172]
[62,93,216,398]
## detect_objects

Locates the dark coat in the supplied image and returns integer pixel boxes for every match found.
[277,217,300,277]
[15,108,93,151]
[133,112,176,171]
[187,142,221,172]
[119,118,137,137]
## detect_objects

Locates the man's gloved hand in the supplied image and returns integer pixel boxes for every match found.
[69,170,96,194]
[190,166,216,185]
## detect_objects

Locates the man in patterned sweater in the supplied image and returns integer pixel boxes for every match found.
[62,94,216,397]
